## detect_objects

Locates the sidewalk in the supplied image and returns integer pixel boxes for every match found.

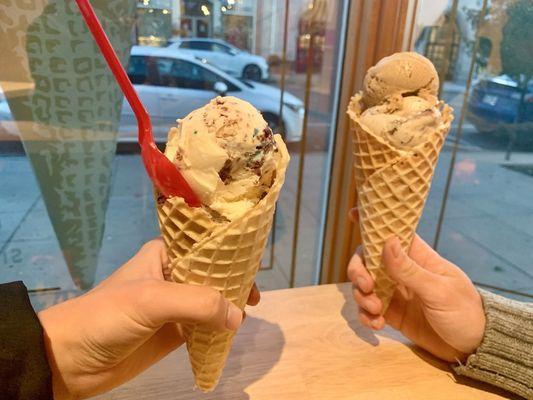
[1,143,532,310]
[419,149,533,298]
[0,150,329,309]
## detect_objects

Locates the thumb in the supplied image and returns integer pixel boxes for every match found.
[382,237,442,300]
[131,281,243,331]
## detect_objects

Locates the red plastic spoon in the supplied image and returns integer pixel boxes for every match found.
[75,0,201,207]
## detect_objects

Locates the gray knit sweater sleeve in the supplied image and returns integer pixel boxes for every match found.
[454,289,533,399]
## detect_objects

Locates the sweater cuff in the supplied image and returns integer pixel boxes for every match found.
[0,281,53,399]
[453,289,532,399]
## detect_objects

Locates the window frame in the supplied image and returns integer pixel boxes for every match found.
[320,0,413,284]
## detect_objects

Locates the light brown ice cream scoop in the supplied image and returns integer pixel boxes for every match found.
[359,95,443,150]
[363,52,439,107]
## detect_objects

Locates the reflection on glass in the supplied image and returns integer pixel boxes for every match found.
[119,47,303,142]
[416,0,533,299]
[1,0,347,307]
[1,1,135,293]
[137,0,173,47]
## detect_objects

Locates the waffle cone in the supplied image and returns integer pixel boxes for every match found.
[156,135,289,391]
[348,94,452,313]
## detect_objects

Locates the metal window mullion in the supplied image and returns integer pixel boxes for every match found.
[433,0,489,249]
[288,4,317,288]
[266,0,290,272]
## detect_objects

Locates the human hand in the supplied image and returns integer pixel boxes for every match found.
[38,238,260,399]
[347,209,485,362]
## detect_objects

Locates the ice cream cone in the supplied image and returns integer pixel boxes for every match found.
[348,93,453,313]
[156,135,289,391]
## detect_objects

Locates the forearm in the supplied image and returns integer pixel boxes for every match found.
[454,289,533,399]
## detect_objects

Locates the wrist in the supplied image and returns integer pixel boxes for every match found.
[38,308,74,400]
[458,290,486,356]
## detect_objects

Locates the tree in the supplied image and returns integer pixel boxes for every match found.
[501,0,533,86]
[500,0,533,158]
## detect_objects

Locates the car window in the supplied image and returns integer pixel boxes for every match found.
[127,56,148,84]
[168,59,239,92]
[169,59,218,90]
[178,41,190,49]
[186,41,211,51]
[211,43,231,54]
[127,55,163,86]
[155,58,176,87]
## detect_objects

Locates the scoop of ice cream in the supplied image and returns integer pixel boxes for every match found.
[165,96,278,220]
[359,95,443,149]
[354,52,446,150]
[363,52,439,107]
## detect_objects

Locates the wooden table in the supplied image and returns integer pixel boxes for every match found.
[97,283,513,399]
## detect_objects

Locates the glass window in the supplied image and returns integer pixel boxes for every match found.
[169,59,223,91]
[127,56,148,84]
[416,0,533,300]
[154,57,173,87]
[127,56,173,87]
[0,0,349,308]
[211,43,231,54]
[155,58,173,76]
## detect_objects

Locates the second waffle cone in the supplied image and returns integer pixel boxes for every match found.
[348,94,453,313]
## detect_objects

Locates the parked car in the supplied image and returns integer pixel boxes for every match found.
[0,47,302,144]
[467,75,533,134]
[119,46,303,142]
[167,37,269,81]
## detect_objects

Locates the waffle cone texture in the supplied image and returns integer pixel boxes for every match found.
[348,94,452,313]
[156,135,289,391]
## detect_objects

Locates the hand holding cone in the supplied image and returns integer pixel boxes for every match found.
[156,135,289,391]
[348,52,453,313]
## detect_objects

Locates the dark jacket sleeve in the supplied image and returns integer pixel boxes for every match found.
[0,281,53,400]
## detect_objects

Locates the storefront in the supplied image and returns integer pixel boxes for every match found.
[180,0,213,38]
[137,0,173,46]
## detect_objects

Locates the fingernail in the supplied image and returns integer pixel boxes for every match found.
[226,303,243,330]
[391,237,402,259]
[370,319,381,330]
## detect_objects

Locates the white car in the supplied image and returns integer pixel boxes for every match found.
[167,38,269,81]
[119,46,303,142]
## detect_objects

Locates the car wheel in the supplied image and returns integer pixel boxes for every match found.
[243,64,262,81]
[263,113,285,137]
